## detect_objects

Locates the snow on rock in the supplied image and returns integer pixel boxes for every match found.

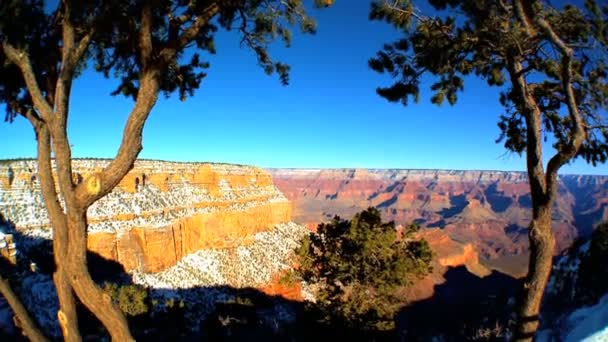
[132,222,307,289]
[546,241,591,302]
[0,159,289,236]
[538,292,608,342]
[128,222,308,330]
[563,293,608,341]
[19,273,61,338]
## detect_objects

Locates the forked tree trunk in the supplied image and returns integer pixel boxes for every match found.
[511,2,586,340]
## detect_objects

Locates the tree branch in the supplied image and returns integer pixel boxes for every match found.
[140,3,153,71]
[1,42,54,120]
[506,54,547,202]
[21,108,44,130]
[178,2,220,47]
[535,14,585,197]
[51,2,96,210]
[75,5,162,208]
[383,0,429,23]
[513,0,536,37]
[55,0,95,120]
[159,2,220,62]
[0,275,48,342]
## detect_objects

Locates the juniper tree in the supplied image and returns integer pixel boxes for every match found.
[369,0,608,340]
[0,0,332,340]
[294,208,433,333]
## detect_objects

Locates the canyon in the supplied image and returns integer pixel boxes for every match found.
[268,168,608,277]
[1,160,504,294]
[0,159,303,337]
[3,162,606,282]
[3,160,606,337]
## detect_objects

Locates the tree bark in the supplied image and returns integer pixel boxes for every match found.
[2,3,217,340]
[516,205,555,341]
[0,276,48,342]
[65,210,134,341]
[35,126,82,342]
[511,2,586,340]
[507,51,556,342]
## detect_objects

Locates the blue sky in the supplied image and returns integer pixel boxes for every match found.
[1,1,607,175]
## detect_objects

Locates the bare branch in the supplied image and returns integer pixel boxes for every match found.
[0,276,48,342]
[160,2,220,62]
[536,14,586,195]
[178,3,220,47]
[1,42,54,119]
[22,108,43,131]
[55,1,94,118]
[383,0,429,23]
[75,4,163,207]
[513,0,536,37]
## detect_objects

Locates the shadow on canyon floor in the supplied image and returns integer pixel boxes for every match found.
[2,216,521,341]
[397,266,521,340]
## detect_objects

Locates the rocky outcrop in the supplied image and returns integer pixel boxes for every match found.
[268,168,608,277]
[420,230,487,274]
[0,160,291,272]
[396,228,491,302]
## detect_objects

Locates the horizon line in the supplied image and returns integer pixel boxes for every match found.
[1,157,607,177]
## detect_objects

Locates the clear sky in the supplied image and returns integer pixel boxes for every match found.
[1,1,607,175]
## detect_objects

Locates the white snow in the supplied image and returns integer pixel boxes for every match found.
[132,222,307,290]
[20,273,61,338]
[540,239,608,342]
[563,293,608,342]
[0,159,288,237]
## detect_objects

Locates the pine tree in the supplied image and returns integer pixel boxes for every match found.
[294,207,433,332]
[369,1,608,339]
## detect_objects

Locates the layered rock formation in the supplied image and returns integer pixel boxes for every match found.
[268,168,608,276]
[0,159,291,272]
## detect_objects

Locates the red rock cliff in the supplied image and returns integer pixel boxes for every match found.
[1,160,292,273]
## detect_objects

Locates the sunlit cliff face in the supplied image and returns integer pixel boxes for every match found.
[0,160,291,272]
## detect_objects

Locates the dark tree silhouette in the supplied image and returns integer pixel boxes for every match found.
[369,0,608,340]
[0,0,332,340]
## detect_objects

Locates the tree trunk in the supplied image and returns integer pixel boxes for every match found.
[53,266,81,342]
[0,276,48,342]
[65,210,133,342]
[516,204,555,341]
[35,127,82,342]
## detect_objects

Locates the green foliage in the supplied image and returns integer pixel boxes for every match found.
[102,282,150,317]
[577,221,608,305]
[0,0,332,121]
[294,207,433,332]
[369,0,608,163]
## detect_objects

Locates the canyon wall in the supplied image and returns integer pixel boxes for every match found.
[0,160,291,272]
[268,168,608,276]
